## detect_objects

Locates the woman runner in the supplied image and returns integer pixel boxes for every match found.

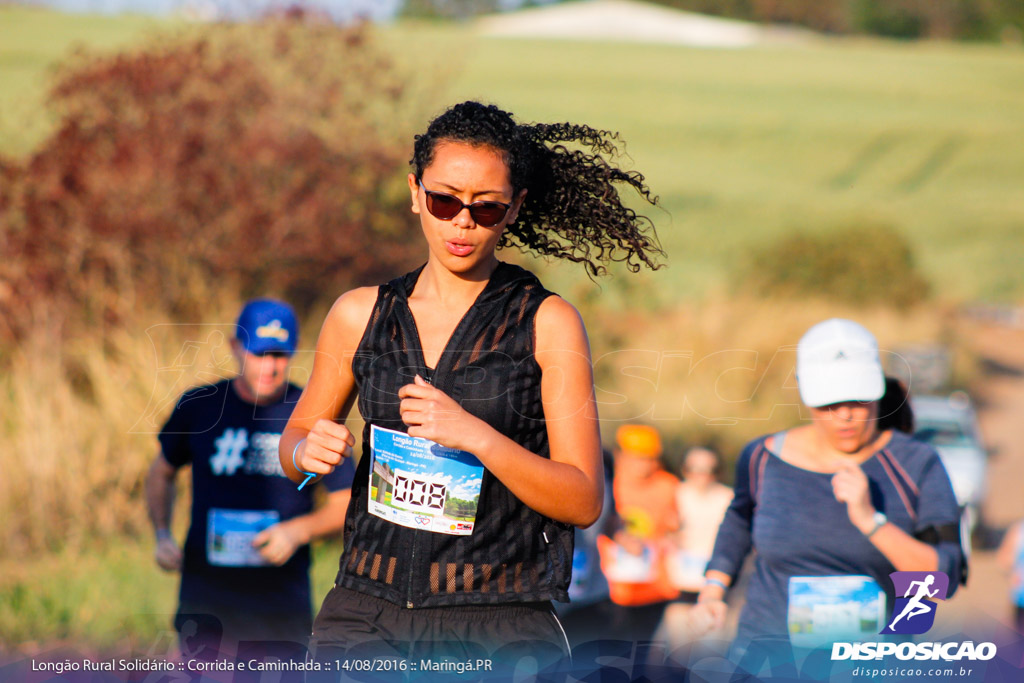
[690,319,965,677]
[279,101,662,673]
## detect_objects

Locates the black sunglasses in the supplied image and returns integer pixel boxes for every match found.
[418,180,511,228]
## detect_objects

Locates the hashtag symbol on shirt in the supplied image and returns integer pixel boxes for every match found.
[210,428,248,475]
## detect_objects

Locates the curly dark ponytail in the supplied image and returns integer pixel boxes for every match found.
[411,101,663,276]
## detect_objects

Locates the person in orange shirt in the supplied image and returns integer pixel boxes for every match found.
[597,424,680,647]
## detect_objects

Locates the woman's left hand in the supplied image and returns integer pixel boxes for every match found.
[398,375,488,452]
[831,458,876,533]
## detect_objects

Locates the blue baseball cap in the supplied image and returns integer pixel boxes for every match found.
[235,298,299,356]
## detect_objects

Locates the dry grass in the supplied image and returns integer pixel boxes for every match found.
[579,290,967,471]
[0,291,969,556]
[0,300,236,556]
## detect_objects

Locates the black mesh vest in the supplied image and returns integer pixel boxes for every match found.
[335,261,575,608]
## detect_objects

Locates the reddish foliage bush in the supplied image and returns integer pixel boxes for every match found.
[0,18,424,342]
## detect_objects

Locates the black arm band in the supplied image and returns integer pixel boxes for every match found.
[913,523,961,545]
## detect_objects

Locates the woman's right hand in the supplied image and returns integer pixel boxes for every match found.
[296,419,355,474]
[689,587,728,636]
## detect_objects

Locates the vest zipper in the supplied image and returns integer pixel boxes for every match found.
[405,540,416,609]
[405,368,431,609]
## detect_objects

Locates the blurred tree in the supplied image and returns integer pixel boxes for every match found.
[645,0,1022,39]
[735,223,931,309]
[851,0,926,38]
[402,0,503,20]
[0,17,426,343]
[852,0,1009,40]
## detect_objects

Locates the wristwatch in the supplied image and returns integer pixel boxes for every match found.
[865,511,887,538]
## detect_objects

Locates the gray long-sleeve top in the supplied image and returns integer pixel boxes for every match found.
[707,430,964,646]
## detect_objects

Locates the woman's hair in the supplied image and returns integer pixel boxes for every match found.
[877,376,915,434]
[411,101,663,276]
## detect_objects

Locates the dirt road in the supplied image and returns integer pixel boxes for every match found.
[934,320,1024,635]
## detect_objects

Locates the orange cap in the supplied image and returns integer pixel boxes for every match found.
[615,424,663,458]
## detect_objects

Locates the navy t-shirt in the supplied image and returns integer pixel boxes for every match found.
[707,430,963,646]
[159,379,355,617]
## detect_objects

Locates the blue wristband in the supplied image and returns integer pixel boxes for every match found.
[705,577,728,591]
[292,438,317,491]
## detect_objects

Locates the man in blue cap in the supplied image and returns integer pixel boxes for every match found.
[144,298,355,660]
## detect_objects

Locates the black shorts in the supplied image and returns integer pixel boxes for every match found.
[174,603,310,662]
[309,585,570,680]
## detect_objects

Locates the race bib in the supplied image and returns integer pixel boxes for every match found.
[602,543,656,583]
[368,425,484,536]
[206,508,279,567]
[788,575,886,649]
[667,550,710,591]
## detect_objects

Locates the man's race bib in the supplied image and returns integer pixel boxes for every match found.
[368,425,484,536]
[206,508,279,567]
[788,575,886,649]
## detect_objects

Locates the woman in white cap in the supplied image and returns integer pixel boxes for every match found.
[689,318,964,670]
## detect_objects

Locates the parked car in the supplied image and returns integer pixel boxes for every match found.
[911,393,987,536]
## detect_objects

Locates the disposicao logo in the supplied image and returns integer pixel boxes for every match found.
[256,319,290,342]
[882,571,949,635]
[832,571,997,663]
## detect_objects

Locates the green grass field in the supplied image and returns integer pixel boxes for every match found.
[0,539,344,653]
[2,9,1023,300]
[432,32,1024,303]
[0,6,177,158]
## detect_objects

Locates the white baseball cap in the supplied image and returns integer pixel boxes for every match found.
[796,318,885,408]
